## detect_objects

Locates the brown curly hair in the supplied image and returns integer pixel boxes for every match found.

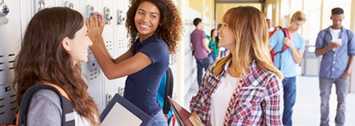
[126,0,182,53]
[14,7,98,125]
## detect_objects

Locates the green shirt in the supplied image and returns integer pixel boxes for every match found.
[208,38,219,58]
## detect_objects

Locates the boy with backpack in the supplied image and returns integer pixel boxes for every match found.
[269,11,306,126]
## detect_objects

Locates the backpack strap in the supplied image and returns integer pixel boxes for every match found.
[163,67,174,114]
[281,27,290,38]
[269,26,282,37]
[273,27,291,53]
[270,27,291,63]
[18,84,74,126]
[280,28,290,50]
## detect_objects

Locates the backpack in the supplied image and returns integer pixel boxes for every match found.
[269,27,291,62]
[18,84,75,126]
[163,67,174,115]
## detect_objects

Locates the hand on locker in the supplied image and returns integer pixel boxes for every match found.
[86,13,105,43]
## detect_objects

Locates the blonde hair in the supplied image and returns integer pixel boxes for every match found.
[213,6,283,79]
[290,11,306,23]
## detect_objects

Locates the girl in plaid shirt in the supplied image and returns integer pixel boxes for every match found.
[190,6,283,126]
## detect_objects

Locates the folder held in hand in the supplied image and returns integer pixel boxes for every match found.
[100,94,151,126]
[167,97,204,126]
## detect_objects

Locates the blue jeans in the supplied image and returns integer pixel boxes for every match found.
[145,110,168,126]
[319,78,348,126]
[196,57,210,87]
[282,77,296,126]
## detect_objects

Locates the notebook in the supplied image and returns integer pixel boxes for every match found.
[167,97,193,126]
[100,94,151,126]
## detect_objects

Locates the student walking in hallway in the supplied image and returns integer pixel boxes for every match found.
[269,11,306,126]
[191,18,211,87]
[315,7,355,126]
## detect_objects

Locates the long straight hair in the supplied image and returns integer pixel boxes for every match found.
[213,6,283,79]
[14,7,98,125]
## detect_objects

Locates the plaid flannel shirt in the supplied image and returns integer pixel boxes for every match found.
[190,61,282,126]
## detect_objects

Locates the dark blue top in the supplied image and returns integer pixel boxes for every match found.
[124,35,169,116]
[315,27,355,79]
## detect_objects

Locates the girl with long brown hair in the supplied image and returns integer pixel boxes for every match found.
[190,6,283,126]
[14,7,98,126]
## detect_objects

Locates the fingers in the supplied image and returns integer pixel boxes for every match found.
[95,13,105,28]
[87,13,98,26]
[98,15,105,27]
[92,12,104,26]
[86,15,94,29]
[90,15,98,27]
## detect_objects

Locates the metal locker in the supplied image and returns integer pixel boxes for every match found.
[101,0,127,107]
[77,0,108,112]
[0,0,22,123]
[0,85,16,124]
[56,0,80,11]
[32,0,56,15]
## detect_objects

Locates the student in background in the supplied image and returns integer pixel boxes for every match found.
[86,0,182,125]
[315,7,355,126]
[14,7,98,126]
[190,6,283,126]
[191,17,211,87]
[269,11,306,126]
[208,28,219,63]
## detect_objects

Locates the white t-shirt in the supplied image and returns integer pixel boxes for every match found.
[210,72,238,126]
[330,28,341,40]
[330,28,342,51]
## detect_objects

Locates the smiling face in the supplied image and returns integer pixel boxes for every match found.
[134,1,161,40]
[63,25,92,64]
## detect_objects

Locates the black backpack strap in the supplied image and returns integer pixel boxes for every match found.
[62,98,75,126]
[18,84,74,126]
[163,67,174,114]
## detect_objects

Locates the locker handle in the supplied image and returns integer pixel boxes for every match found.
[0,0,9,17]
[64,1,74,9]
[38,0,45,10]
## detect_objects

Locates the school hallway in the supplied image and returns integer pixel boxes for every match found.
[2,0,355,125]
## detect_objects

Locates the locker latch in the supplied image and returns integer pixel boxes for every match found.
[117,10,125,25]
[0,0,9,25]
[103,7,112,24]
[64,1,74,9]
